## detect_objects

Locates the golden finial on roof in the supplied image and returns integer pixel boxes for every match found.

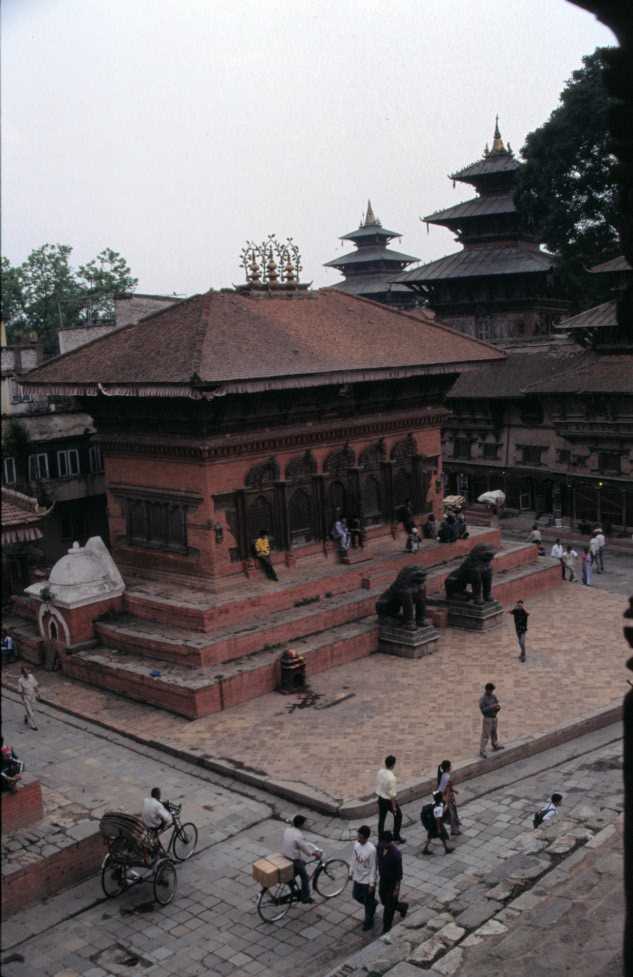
[491,115,506,155]
[363,199,381,227]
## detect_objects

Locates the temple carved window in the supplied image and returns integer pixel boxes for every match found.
[288,487,313,544]
[247,493,274,543]
[113,485,201,554]
[245,457,280,489]
[324,444,355,476]
[453,438,471,460]
[285,451,317,481]
[361,474,382,524]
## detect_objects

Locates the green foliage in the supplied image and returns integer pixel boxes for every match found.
[2,245,137,356]
[515,48,620,309]
[2,418,31,462]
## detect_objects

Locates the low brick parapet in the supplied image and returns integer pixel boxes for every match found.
[1,776,44,833]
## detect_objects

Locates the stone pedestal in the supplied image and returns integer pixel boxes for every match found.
[447,599,503,631]
[378,622,440,658]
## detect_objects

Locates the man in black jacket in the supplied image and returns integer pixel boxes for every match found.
[377,831,408,936]
[509,599,529,662]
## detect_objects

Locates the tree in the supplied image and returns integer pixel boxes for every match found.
[1,245,137,356]
[515,48,621,309]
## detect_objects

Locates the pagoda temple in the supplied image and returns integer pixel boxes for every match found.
[324,201,419,308]
[396,120,569,342]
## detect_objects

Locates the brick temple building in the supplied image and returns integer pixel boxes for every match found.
[22,281,503,587]
[324,201,420,308]
[396,120,569,342]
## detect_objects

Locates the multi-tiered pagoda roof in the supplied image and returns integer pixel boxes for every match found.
[324,201,419,307]
[394,120,567,341]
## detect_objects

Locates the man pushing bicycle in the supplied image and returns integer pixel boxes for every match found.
[281,815,322,904]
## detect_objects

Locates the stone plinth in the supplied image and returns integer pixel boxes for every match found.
[378,622,440,658]
[447,599,503,630]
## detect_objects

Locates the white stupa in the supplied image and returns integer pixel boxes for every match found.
[26,536,125,609]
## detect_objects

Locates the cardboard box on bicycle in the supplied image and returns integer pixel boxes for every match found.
[252,853,294,888]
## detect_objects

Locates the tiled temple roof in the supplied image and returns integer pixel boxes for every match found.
[22,288,504,399]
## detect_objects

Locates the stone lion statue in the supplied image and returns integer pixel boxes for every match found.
[376,565,428,630]
[444,543,495,604]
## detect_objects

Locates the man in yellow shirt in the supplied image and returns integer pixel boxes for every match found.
[254,529,278,581]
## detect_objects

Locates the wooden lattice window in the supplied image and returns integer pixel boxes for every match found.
[288,487,313,543]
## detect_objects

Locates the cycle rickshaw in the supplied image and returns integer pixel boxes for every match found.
[99,811,178,906]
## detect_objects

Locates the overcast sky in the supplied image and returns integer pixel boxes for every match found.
[2,0,615,296]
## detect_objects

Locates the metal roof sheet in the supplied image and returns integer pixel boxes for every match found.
[450,154,520,183]
[324,245,418,269]
[424,192,516,225]
[558,300,618,331]
[395,247,557,283]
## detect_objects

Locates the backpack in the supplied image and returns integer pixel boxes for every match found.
[532,806,550,829]
[420,803,436,832]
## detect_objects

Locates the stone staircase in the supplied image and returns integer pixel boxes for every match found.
[41,530,562,719]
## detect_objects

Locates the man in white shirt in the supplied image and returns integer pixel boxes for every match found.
[142,787,172,832]
[592,529,605,573]
[350,825,377,930]
[17,666,39,730]
[376,755,405,844]
[281,814,321,903]
[562,545,578,582]
[529,525,542,544]
[550,539,565,578]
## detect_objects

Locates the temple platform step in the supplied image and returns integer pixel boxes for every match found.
[93,541,543,669]
[122,527,502,633]
[62,619,378,720]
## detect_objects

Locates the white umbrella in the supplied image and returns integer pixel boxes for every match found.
[478,490,506,507]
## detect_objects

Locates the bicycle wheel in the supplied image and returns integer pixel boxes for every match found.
[257,883,293,923]
[172,822,198,861]
[153,859,177,906]
[101,855,127,898]
[313,858,349,898]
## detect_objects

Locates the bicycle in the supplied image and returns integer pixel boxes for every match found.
[257,851,349,923]
[160,800,199,861]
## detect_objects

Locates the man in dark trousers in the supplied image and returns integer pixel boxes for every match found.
[479,682,503,758]
[509,599,529,662]
[377,831,408,936]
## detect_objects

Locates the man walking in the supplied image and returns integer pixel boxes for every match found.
[281,815,321,904]
[550,538,565,579]
[479,682,503,758]
[254,529,278,581]
[376,755,405,843]
[562,545,578,582]
[508,599,529,662]
[592,528,605,573]
[350,825,377,931]
[377,831,408,938]
[17,665,39,730]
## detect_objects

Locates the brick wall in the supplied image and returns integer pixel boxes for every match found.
[0,778,44,833]
[2,831,105,917]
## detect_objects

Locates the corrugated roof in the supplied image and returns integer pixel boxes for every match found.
[22,288,504,398]
[589,255,631,274]
[395,247,557,283]
[448,349,579,400]
[450,154,520,183]
[424,192,516,225]
[1,487,46,544]
[340,224,401,242]
[324,245,418,269]
[525,351,633,394]
[558,300,618,331]
[325,275,413,296]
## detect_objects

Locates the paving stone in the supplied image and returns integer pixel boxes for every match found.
[511,891,546,912]
[409,935,446,964]
[401,906,435,929]
[426,912,453,931]
[455,900,500,930]
[486,880,514,901]
[433,947,463,975]
[437,922,465,944]
[383,964,428,977]
[475,918,508,936]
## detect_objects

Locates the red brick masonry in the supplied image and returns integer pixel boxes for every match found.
[1,777,44,833]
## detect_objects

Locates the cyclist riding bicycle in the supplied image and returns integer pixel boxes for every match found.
[143,787,172,844]
[281,815,322,904]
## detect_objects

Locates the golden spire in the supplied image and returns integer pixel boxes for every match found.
[491,115,506,155]
[363,199,380,227]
